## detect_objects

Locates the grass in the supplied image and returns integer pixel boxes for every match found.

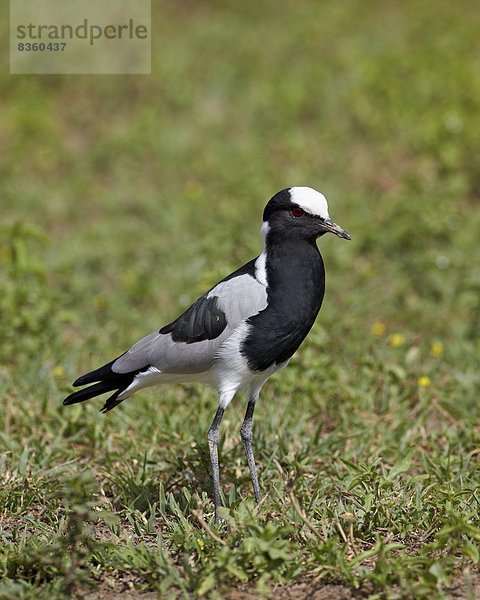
[1,0,480,597]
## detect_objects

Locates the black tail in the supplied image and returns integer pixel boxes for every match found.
[63,355,148,413]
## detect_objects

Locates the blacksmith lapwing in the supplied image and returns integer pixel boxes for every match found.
[64,187,351,522]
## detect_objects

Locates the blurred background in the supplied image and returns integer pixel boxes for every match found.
[1,0,479,364]
[1,0,480,595]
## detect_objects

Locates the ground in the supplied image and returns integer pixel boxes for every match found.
[1,0,480,598]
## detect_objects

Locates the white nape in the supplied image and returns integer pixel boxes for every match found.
[255,252,267,287]
[255,221,270,287]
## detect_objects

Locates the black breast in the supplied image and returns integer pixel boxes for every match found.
[241,239,325,372]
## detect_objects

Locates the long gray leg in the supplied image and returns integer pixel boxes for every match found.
[240,390,261,503]
[207,406,225,523]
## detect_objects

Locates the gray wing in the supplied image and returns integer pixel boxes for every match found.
[112,267,267,376]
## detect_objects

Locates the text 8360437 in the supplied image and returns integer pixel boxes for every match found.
[17,42,67,51]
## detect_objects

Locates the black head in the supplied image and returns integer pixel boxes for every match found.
[262,187,351,241]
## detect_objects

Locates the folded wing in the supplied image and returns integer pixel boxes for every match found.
[64,258,268,411]
[113,259,268,375]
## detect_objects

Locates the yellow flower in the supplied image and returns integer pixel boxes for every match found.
[389,333,405,348]
[197,538,205,550]
[417,376,431,388]
[53,365,64,378]
[371,322,386,337]
[430,342,444,358]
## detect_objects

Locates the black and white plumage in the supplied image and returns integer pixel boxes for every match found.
[64,186,351,521]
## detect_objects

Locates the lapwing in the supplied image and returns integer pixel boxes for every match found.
[64,187,351,522]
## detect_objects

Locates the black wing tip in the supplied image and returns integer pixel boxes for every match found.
[63,389,89,406]
[62,380,119,407]
[71,354,127,387]
[66,357,146,410]
[72,364,114,387]
[63,390,93,406]
[72,374,89,387]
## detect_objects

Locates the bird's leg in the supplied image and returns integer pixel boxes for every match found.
[240,393,261,504]
[207,405,225,524]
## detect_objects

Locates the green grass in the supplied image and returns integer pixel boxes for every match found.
[1,0,480,598]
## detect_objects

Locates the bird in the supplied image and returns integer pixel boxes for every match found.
[63,186,351,522]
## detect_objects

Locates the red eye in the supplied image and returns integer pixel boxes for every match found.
[291,207,305,218]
